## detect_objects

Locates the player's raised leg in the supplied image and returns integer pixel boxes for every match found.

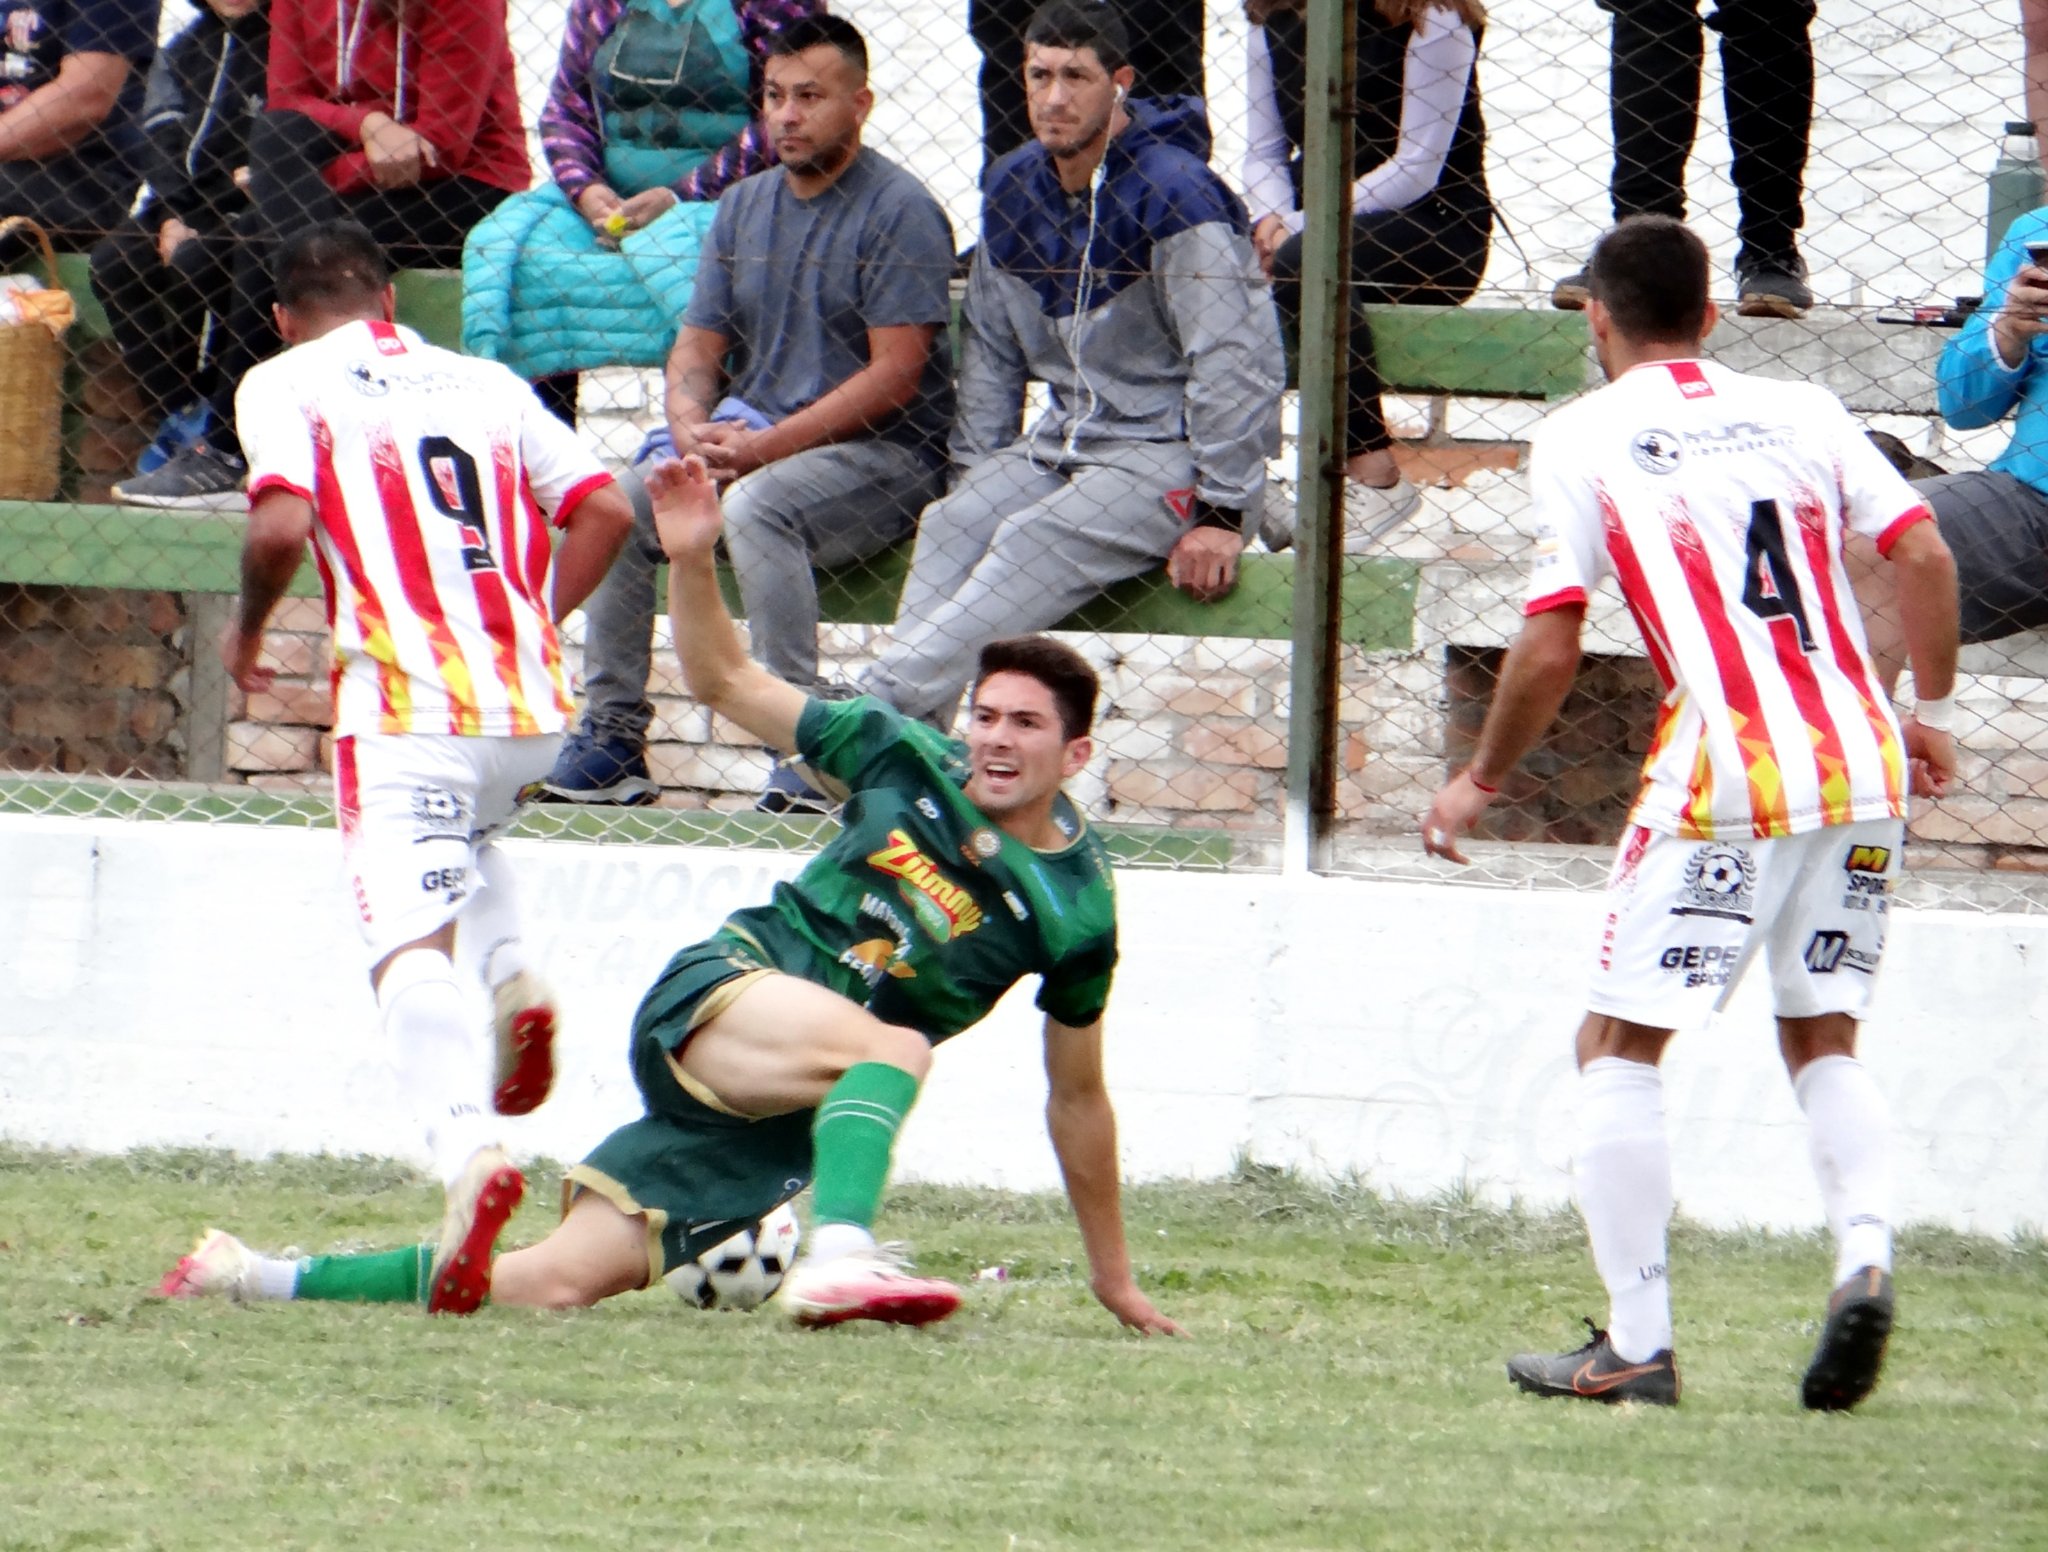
[676,974,963,1327]
[459,839,559,1118]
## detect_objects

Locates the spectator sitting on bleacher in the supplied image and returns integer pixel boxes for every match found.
[860,0,1283,731]
[460,0,822,393]
[0,0,156,262]
[88,0,268,481]
[112,0,531,511]
[1245,0,1491,549]
[1854,213,2048,670]
[541,14,955,811]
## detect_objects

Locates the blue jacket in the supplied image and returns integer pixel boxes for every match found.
[1939,206,2048,495]
[959,95,1284,515]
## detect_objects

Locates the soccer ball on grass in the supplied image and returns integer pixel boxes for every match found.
[663,1203,801,1311]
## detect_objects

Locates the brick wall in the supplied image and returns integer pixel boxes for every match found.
[0,585,186,777]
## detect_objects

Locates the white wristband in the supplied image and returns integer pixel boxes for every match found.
[1913,694,1956,732]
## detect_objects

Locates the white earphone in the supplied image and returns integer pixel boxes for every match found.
[1114,84,1126,105]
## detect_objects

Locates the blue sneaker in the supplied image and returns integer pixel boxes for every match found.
[136,401,211,477]
[756,760,832,816]
[539,731,659,805]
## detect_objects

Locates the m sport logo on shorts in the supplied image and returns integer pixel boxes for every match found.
[1672,843,1756,923]
[1842,845,1892,914]
[1804,930,1879,975]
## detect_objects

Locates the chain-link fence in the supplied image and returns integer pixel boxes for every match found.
[0,0,2043,896]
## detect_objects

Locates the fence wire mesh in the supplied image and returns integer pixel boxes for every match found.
[0,0,2043,903]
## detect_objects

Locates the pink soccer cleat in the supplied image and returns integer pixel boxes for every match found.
[778,1245,963,1329]
[158,1228,261,1301]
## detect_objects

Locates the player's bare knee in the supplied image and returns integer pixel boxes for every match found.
[1778,1012,1859,1076]
[870,1021,932,1080]
[1575,1012,1672,1068]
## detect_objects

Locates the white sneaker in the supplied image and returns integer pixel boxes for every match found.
[1342,476,1422,550]
[490,970,558,1117]
[778,1244,962,1329]
[157,1228,261,1301]
[427,1145,525,1315]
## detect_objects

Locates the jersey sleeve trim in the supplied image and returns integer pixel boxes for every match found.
[1525,585,1589,617]
[552,471,616,529]
[248,474,314,504]
[1874,504,1933,558]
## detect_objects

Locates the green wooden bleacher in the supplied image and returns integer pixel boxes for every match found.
[5,263,1599,650]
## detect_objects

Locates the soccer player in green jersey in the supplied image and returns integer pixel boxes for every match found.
[162,453,1185,1337]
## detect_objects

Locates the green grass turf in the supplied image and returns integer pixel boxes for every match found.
[3,1149,2044,1550]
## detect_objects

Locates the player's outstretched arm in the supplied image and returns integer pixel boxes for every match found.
[1885,518,1961,796]
[1042,1015,1187,1337]
[1421,604,1585,863]
[222,489,314,692]
[645,455,806,755]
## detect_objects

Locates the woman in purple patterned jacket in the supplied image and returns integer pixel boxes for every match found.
[462,0,820,391]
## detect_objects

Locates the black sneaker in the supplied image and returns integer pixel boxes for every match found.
[1507,1318,1681,1406]
[1550,264,1591,311]
[1735,249,1814,319]
[112,442,248,511]
[1801,1266,1894,1412]
[538,730,659,805]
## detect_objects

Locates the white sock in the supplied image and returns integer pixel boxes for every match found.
[378,948,497,1187]
[457,845,529,992]
[805,1222,878,1266]
[1794,1053,1895,1283]
[1574,1056,1675,1362]
[254,1256,301,1300]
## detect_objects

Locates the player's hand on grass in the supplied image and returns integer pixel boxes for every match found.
[1167,526,1241,603]
[644,454,724,562]
[1904,718,1957,798]
[1093,1275,1186,1337]
[219,624,274,694]
[1420,768,1495,865]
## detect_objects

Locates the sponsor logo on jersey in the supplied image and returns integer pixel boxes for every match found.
[916,795,941,820]
[867,829,984,941]
[958,827,1002,867]
[1631,429,1683,475]
[1844,845,1891,876]
[838,937,915,986]
[1803,930,1879,975]
[1671,842,1755,922]
[420,865,468,903]
[1002,889,1029,921]
[1841,844,1893,912]
[347,362,391,397]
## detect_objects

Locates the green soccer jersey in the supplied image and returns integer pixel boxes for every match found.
[710,695,1118,1040]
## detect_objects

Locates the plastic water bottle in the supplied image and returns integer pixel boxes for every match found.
[1987,120,2046,261]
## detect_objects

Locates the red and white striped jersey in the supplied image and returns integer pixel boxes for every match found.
[1525,357,1931,841]
[237,320,615,739]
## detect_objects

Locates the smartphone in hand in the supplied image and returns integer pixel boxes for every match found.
[2025,240,2048,271]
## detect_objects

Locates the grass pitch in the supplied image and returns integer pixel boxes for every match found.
[3,1149,2044,1551]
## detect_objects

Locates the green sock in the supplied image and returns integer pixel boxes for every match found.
[292,1244,434,1305]
[810,1061,922,1230]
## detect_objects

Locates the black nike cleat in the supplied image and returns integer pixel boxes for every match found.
[1802,1266,1895,1412]
[1507,1318,1681,1406]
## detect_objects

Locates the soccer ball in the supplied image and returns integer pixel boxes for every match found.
[663,1203,801,1311]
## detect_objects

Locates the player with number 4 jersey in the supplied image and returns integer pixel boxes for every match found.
[1422,217,1959,1413]
[214,222,633,1316]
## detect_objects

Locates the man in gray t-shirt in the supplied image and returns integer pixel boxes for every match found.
[544,14,954,812]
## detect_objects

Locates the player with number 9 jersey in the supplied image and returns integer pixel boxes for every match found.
[1524,357,1933,842]
[236,318,617,739]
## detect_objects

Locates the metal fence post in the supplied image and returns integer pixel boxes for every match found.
[1283,0,1356,876]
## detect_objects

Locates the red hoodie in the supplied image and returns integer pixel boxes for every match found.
[267,0,531,195]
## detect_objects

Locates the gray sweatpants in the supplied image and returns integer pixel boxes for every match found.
[578,439,941,742]
[863,438,1197,722]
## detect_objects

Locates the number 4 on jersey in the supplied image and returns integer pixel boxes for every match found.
[1741,498,1816,652]
[418,436,497,573]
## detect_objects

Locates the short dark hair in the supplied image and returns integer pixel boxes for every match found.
[973,636,1100,740]
[763,13,868,75]
[1023,0,1131,74]
[1587,215,1710,343]
[273,220,389,313]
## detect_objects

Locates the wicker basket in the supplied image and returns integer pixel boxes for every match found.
[0,216,74,502]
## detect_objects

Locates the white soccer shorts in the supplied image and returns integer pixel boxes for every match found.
[1585,817,1905,1027]
[333,731,561,968]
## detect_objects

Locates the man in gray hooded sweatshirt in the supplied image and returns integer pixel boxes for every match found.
[863,0,1283,726]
